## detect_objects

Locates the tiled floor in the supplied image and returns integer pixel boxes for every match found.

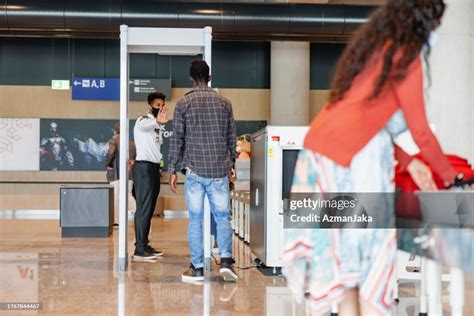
[0,218,291,315]
[0,217,472,315]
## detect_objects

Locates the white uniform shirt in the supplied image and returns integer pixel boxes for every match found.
[133,113,163,164]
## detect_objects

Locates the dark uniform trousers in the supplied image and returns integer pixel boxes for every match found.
[133,160,160,251]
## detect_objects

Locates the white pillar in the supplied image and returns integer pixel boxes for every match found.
[204,26,213,88]
[427,0,474,164]
[449,267,465,316]
[271,42,310,126]
[426,259,443,315]
[118,25,130,272]
[203,26,213,277]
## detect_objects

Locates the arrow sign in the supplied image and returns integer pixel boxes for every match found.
[72,77,119,101]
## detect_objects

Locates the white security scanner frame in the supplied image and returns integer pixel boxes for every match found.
[118,25,212,272]
[250,126,309,273]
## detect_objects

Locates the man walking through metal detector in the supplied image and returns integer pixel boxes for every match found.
[168,60,238,283]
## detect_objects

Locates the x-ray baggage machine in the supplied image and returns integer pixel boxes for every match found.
[250,126,309,274]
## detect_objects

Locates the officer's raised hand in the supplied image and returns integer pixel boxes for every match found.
[156,106,168,124]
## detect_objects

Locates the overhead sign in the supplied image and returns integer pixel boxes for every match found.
[129,79,172,101]
[72,78,120,101]
[51,80,70,90]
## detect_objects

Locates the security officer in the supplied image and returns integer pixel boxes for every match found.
[132,92,168,261]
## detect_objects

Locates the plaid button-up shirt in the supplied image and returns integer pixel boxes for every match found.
[168,86,236,178]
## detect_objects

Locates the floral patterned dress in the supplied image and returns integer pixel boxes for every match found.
[283,110,408,315]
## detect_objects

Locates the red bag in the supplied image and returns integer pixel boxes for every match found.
[395,154,474,219]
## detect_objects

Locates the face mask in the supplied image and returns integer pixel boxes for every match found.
[151,107,160,117]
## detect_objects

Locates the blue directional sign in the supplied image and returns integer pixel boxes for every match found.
[72,78,120,101]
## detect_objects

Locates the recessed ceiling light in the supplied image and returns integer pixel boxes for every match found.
[0,5,28,10]
[193,9,221,15]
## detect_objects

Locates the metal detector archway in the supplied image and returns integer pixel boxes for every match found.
[118,25,212,272]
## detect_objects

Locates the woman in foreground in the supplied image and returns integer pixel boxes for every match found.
[283,0,462,314]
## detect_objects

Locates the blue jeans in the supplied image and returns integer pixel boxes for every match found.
[185,170,233,268]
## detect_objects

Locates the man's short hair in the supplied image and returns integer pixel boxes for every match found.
[114,123,120,134]
[147,92,166,105]
[190,60,210,82]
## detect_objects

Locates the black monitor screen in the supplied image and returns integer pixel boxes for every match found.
[282,149,300,200]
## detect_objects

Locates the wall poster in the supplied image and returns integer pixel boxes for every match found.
[0,118,40,171]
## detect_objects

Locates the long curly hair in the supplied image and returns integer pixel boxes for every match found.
[329,0,445,103]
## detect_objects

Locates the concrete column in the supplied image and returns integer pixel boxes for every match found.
[427,0,473,164]
[270,42,310,126]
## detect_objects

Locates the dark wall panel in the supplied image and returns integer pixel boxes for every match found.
[212,41,270,89]
[0,38,273,88]
[0,38,2,81]
[1,38,53,85]
[257,43,271,89]
[51,39,71,80]
[129,53,156,78]
[310,43,345,89]
[0,38,343,89]
[72,39,105,78]
[104,40,119,78]
[156,55,171,79]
